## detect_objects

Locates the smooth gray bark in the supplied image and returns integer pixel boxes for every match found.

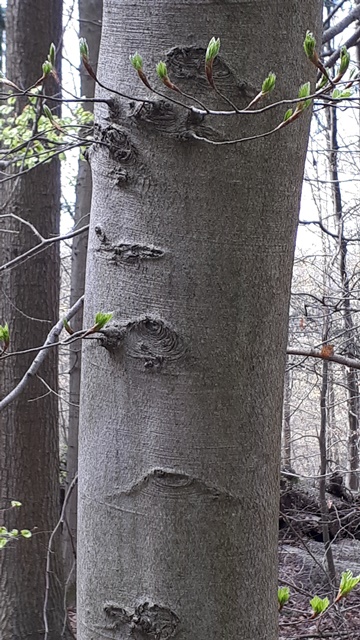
[0,1,67,638]
[63,0,103,605]
[78,2,322,639]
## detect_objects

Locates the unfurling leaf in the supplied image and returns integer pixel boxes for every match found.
[94,312,113,330]
[310,595,329,616]
[278,586,290,611]
[79,37,89,59]
[156,61,168,80]
[336,570,360,601]
[262,72,276,95]
[205,37,220,63]
[130,53,143,71]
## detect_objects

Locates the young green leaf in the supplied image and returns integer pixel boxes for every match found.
[303,31,316,60]
[156,61,168,80]
[11,500,22,508]
[0,538,8,549]
[278,586,290,611]
[0,322,10,348]
[283,109,293,122]
[48,43,56,67]
[298,82,311,100]
[42,61,52,77]
[21,529,32,539]
[79,37,89,59]
[94,312,113,330]
[339,46,350,76]
[310,595,329,616]
[130,53,143,71]
[262,72,276,95]
[336,570,360,601]
[205,37,220,63]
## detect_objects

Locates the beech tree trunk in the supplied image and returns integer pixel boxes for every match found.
[78,2,322,639]
[63,0,103,605]
[0,1,67,638]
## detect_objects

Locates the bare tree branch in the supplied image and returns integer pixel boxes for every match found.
[0,224,89,273]
[322,4,360,44]
[287,347,360,370]
[0,296,84,412]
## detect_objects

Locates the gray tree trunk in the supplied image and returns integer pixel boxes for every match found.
[0,1,68,638]
[63,0,103,606]
[78,3,322,639]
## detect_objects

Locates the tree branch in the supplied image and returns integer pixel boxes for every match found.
[0,297,84,412]
[287,347,360,370]
[0,224,89,273]
[322,4,360,44]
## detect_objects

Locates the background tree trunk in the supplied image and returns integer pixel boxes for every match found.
[0,1,67,638]
[78,3,322,639]
[63,0,103,606]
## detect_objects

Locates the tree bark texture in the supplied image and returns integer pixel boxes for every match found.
[63,0,103,605]
[78,2,322,639]
[0,1,67,638]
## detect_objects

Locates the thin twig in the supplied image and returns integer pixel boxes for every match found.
[43,473,78,640]
[0,297,84,412]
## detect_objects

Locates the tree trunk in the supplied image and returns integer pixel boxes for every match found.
[78,3,322,639]
[327,105,359,491]
[63,0,103,606]
[0,1,67,638]
[283,361,292,469]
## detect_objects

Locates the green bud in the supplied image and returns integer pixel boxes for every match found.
[298,81,311,99]
[278,586,290,610]
[9,529,18,537]
[79,37,89,58]
[205,37,220,63]
[0,322,9,347]
[21,529,32,539]
[339,46,350,75]
[310,596,329,616]
[283,108,293,121]
[42,61,52,77]
[337,570,360,600]
[94,312,113,330]
[304,30,316,60]
[262,72,276,95]
[156,61,168,80]
[130,52,143,71]
[0,538,8,549]
[48,43,56,67]
[11,500,22,508]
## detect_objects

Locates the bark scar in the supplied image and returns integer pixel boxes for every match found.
[95,225,165,267]
[99,317,186,367]
[103,600,179,639]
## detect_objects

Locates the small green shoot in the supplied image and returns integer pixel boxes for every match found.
[310,596,329,617]
[278,586,290,611]
[303,30,316,61]
[262,72,276,95]
[205,37,220,63]
[336,570,360,602]
[0,322,10,352]
[94,312,113,331]
[156,61,168,81]
[130,53,143,71]
[79,37,89,59]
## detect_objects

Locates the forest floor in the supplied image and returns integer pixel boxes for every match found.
[279,539,360,639]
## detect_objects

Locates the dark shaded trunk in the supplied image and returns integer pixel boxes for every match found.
[0,1,68,638]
